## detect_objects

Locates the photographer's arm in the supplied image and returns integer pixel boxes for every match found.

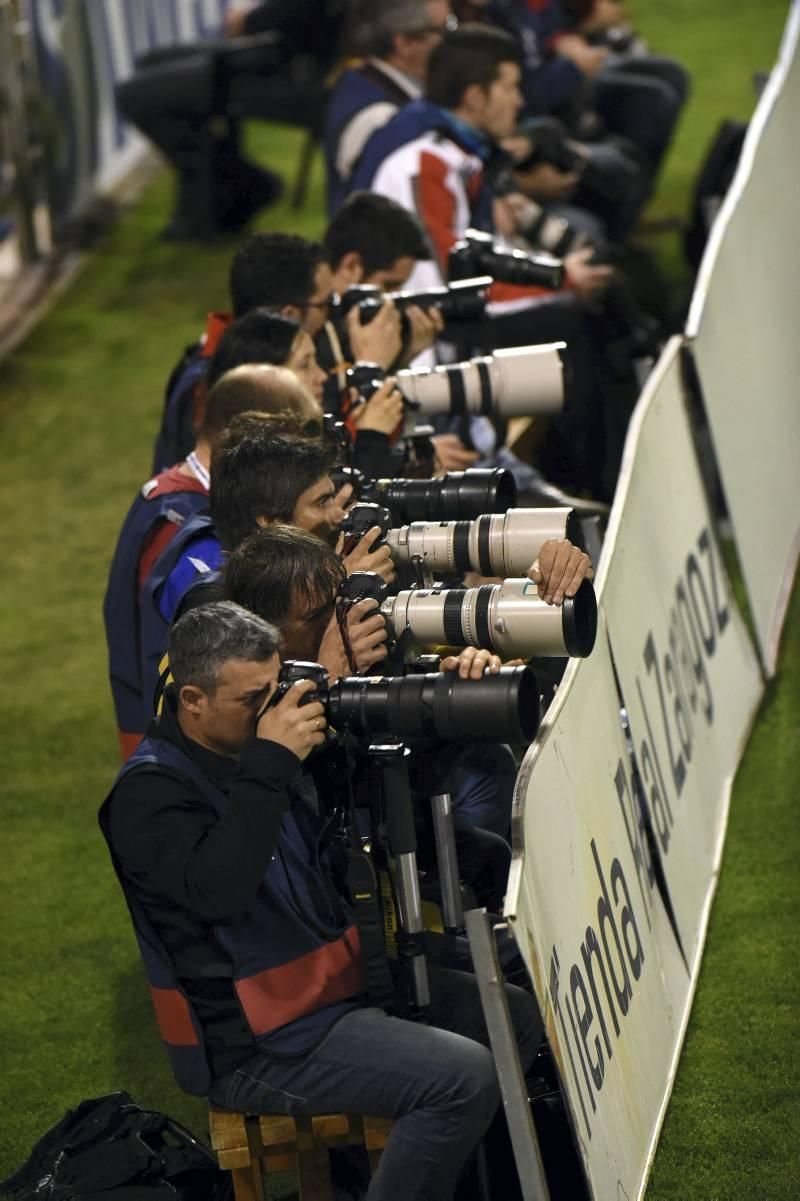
[109,684,325,922]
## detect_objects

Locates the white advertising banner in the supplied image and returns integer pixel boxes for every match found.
[506,340,763,1200]
[506,618,692,1201]
[599,339,763,985]
[686,0,800,673]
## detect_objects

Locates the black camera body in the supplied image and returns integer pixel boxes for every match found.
[449,229,564,290]
[338,276,491,334]
[337,569,390,609]
[339,502,393,556]
[268,660,330,709]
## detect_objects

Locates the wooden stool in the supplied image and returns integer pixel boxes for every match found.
[209,1105,394,1201]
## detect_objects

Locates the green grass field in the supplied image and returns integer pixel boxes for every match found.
[0,3,797,1196]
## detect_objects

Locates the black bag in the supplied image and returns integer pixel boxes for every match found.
[0,1092,231,1201]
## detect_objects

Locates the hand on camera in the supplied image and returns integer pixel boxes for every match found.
[255,679,326,761]
[402,305,445,362]
[441,647,503,679]
[351,378,405,436]
[528,538,594,605]
[431,434,480,474]
[564,246,613,301]
[346,300,403,371]
[337,526,396,584]
[556,34,609,77]
[317,600,389,679]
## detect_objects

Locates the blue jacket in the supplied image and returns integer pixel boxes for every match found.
[99,710,363,1096]
[324,61,416,215]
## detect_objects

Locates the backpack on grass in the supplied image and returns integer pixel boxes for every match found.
[0,1091,230,1201]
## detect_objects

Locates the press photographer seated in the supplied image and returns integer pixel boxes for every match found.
[151,417,394,625]
[100,601,542,1201]
[156,228,409,471]
[208,309,406,480]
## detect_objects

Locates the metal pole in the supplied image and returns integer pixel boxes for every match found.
[464,908,551,1201]
[370,742,431,1011]
[431,791,465,932]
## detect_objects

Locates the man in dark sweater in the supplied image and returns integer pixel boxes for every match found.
[101,601,542,1201]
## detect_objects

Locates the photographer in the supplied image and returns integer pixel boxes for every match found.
[104,366,317,761]
[101,601,542,1201]
[140,420,394,717]
[324,0,452,213]
[155,231,404,472]
[208,308,406,482]
[222,525,514,904]
[351,23,641,500]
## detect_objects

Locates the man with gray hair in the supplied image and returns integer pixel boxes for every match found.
[101,599,542,1201]
[324,0,452,214]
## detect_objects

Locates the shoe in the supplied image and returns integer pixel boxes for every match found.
[518,477,610,517]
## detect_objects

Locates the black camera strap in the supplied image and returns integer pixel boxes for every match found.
[345,847,397,1012]
[340,746,397,1012]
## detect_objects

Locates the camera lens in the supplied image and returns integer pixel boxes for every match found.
[327,664,540,743]
[376,468,517,525]
[382,577,597,659]
[396,344,565,420]
[387,507,582,577]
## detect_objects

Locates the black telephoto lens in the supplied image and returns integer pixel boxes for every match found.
[376,468,517,525]
[327,664,540,743]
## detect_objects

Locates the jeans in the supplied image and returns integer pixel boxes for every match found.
[209,964,542,1201]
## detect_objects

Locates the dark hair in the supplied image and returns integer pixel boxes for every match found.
[229,234,325,318]
[168,601,279,695]
[210,428,337,552]
[426,24,522,109]
[207,310,302,389]
[324,192,429,277]
[224,526,346,627]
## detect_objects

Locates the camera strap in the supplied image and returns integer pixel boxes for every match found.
[345,847,397,1013]
[335,599,360,674]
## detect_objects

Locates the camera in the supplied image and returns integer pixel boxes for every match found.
[329,467,517,525]
[271,659,541,744]
[338,276,492,330]
[338,503,393,557]
[449,230,565,290]
[337,569,390,608]
[382,577,598,659]
[267,660,330,709]
[386,508,583,578]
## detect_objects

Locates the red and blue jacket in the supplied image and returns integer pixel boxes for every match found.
[104,468,209,761]
[99,712,364,1097]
